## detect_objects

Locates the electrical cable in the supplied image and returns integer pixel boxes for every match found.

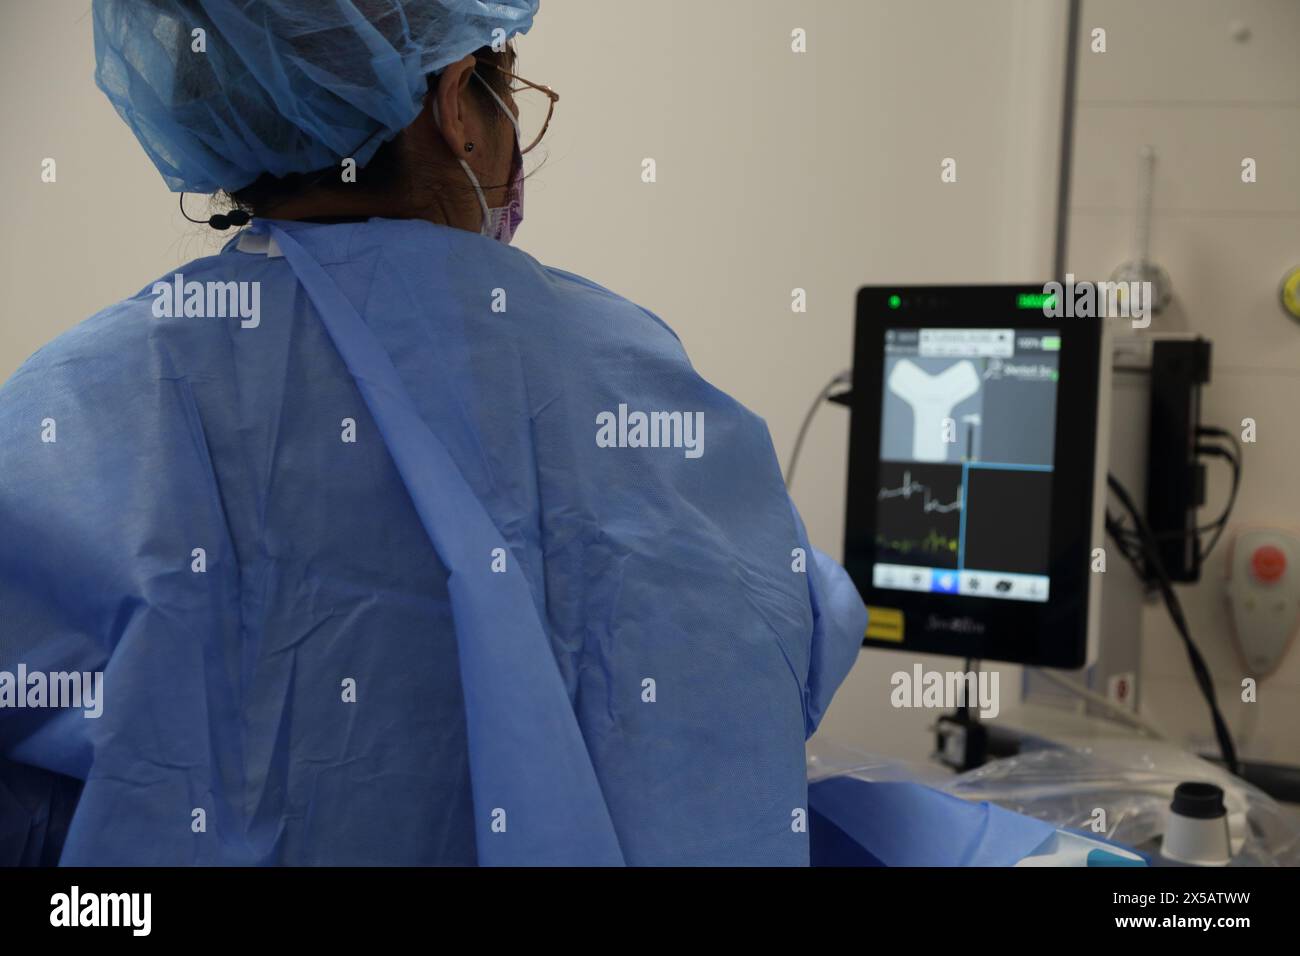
[1194,444,1240,562]
[784,369,851,490]
[1195,425,1243,562]
[1104,423,1241,562]
[1031,667,1167,739]
[1105,473,1240,775]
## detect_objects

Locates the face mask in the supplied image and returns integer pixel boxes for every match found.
[455,73,524,244]
[479,136,524,244]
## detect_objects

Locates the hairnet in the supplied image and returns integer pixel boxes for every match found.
[92,0,539,193]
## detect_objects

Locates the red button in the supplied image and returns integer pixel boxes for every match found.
[1251,545,1287,583]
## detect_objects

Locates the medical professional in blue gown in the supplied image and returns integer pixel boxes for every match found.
[0,0,866,866]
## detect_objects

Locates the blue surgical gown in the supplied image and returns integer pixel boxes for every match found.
[0,218,865,865]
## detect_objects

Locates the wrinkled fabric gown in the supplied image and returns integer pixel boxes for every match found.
[0,219,865,865]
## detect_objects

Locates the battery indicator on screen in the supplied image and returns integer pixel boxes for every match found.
[1041,336,1061,351]
[1017,292,1055,310]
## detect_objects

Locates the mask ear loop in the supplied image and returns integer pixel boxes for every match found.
[473,71,522,143]
[430,72,521,236]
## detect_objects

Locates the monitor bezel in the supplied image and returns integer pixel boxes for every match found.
[844,284,1104,668]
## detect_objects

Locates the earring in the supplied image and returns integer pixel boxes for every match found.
[465,142,475,153]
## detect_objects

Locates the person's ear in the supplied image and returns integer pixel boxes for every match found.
[429,54,478,157]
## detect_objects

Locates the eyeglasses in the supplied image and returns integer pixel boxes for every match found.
[478,62,559,155]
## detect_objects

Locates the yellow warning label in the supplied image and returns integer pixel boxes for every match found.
[865,606,904,642]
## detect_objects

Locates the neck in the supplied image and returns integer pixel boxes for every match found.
[260,188,480,232]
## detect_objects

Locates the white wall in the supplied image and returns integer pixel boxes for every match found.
[1066,0,1300,765]
[0,0,233,374]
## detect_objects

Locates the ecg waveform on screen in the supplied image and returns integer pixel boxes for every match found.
[876,470,963,514]
[875,531,960,557]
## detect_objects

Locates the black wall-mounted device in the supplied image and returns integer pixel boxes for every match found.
[1145,338,1212,583]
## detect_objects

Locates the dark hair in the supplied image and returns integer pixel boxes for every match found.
[224,43,516,218]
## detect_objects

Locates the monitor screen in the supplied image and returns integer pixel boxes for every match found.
[873,327,1062,603]
[844,285,1106,667]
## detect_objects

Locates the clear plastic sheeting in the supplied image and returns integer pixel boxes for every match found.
[805,739,1058,866]
[942,743,1300,867]
[807,737,950,787]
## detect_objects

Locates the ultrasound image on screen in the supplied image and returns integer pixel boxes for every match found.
[873,328,1059,603]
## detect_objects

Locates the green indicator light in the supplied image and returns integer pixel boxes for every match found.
[888,294,902,309]
[1017,292,1055,310]
[1041,336,1061,351]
